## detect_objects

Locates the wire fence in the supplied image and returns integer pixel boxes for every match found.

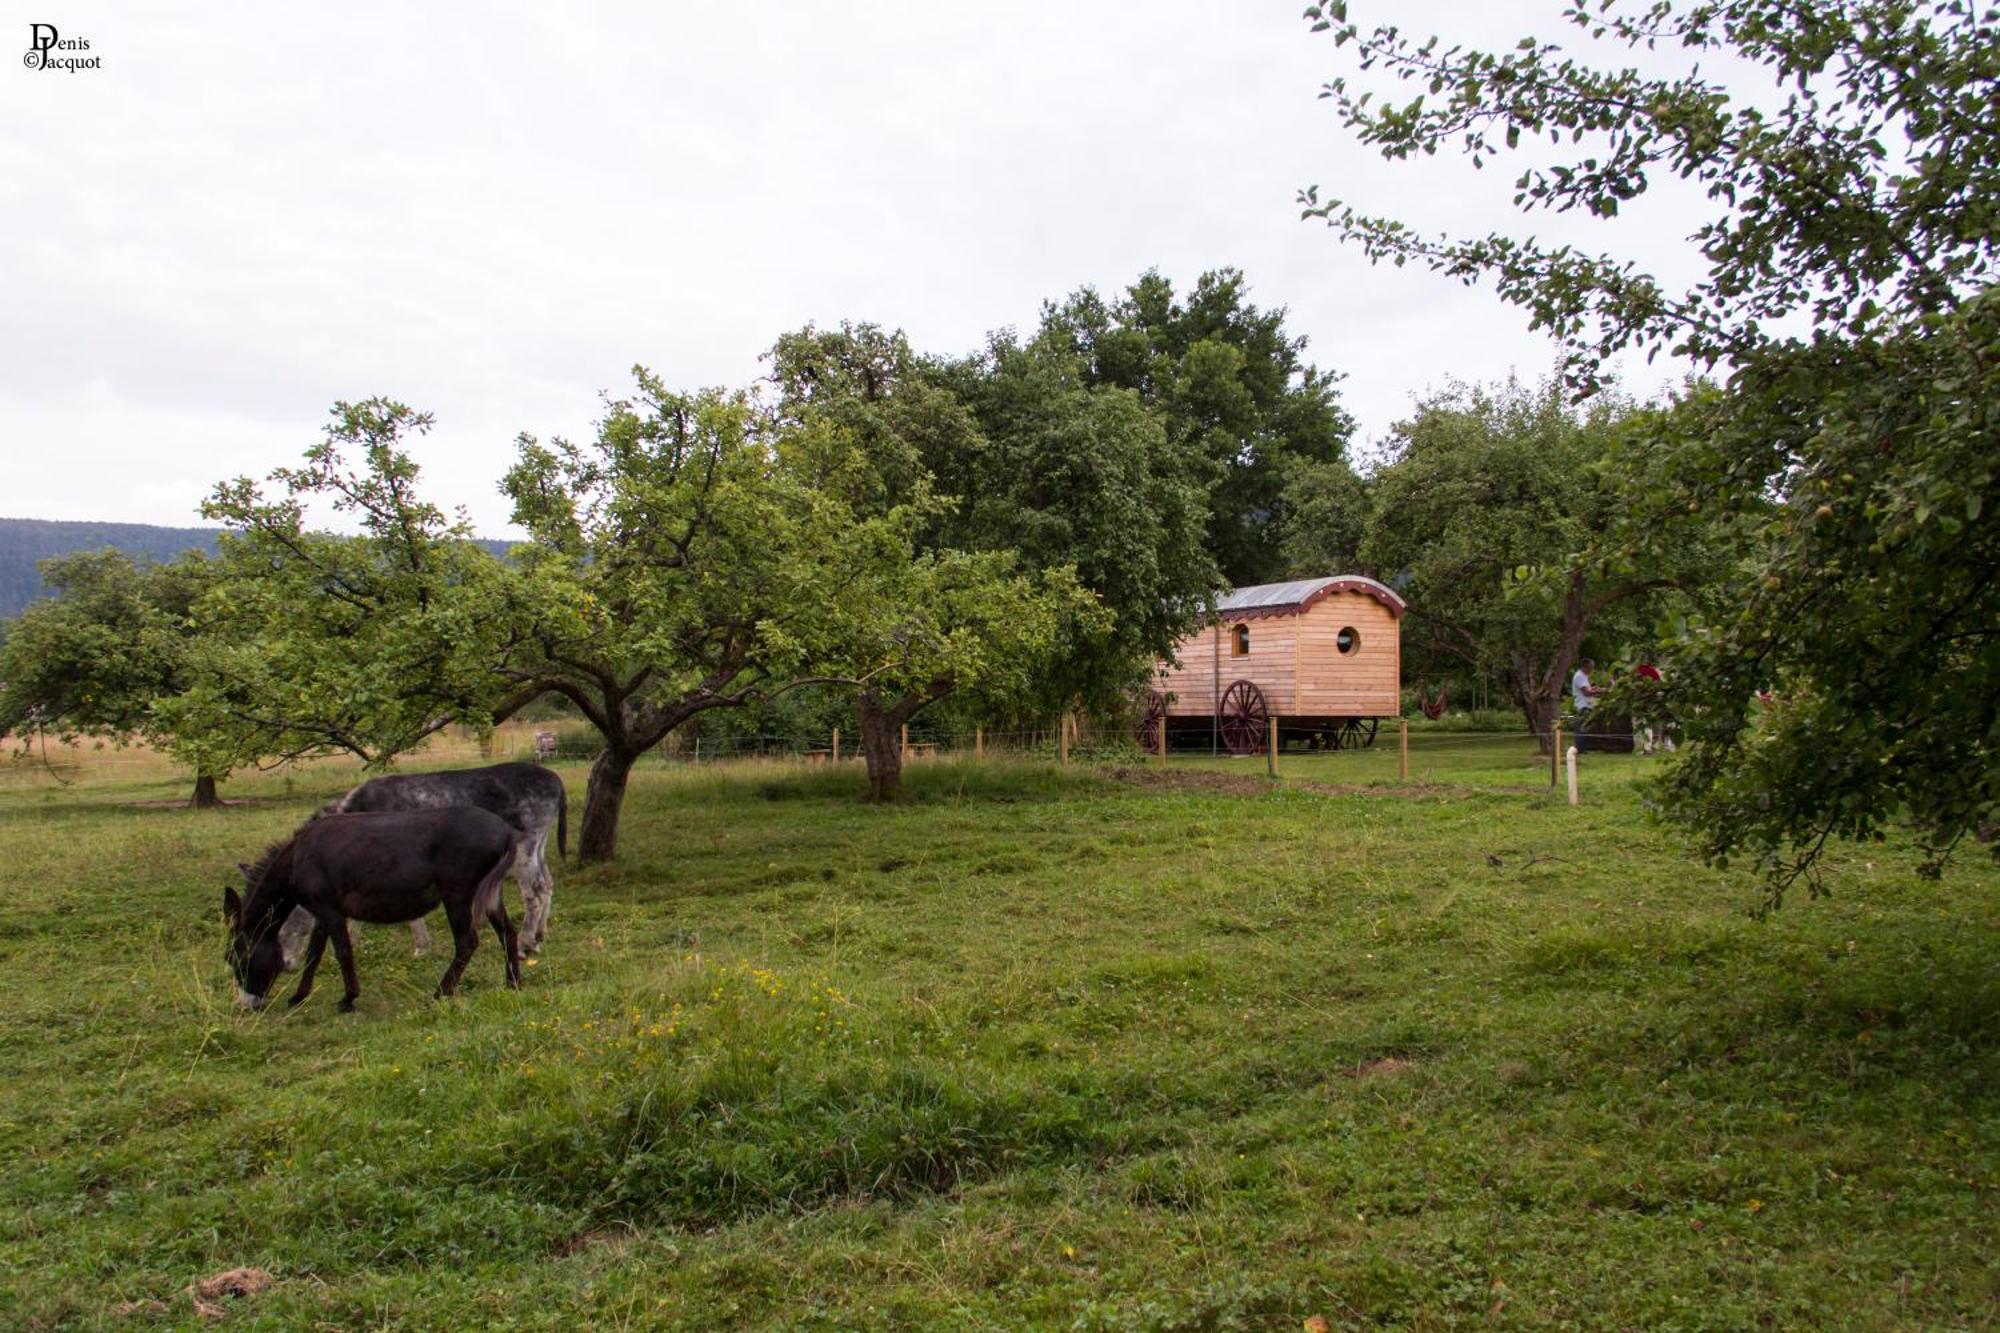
[0,721,552,792]
[5,714,1663,800]
[629,716,1654,794]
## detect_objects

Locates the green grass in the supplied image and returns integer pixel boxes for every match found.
[1,748,1996,1329]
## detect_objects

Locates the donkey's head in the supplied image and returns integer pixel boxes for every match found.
[223,862,286,1010]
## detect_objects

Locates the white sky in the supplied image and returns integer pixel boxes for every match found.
[1,2,1714,535]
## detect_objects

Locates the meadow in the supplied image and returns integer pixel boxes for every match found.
[1,737,1995,1329]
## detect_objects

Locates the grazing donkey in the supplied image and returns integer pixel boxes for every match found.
[281,762,566,966]
[226,808,520,1013]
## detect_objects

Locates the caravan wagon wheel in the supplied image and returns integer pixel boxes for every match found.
[1217,679,1269,756]
[1136,690,1168,753]
[1334,716,1380,750]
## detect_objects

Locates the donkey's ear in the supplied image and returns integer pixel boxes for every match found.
[223,885,242,922]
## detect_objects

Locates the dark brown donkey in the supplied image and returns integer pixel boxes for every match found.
[224,808,520,1013]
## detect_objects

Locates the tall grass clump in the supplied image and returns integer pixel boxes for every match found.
[261,957,1105,1243]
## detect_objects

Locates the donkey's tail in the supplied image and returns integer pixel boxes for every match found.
[556,779,568,861]
[312,781,363,821]
[472,844,517,923]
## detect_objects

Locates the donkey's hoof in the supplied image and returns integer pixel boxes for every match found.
[337,997,357,1014]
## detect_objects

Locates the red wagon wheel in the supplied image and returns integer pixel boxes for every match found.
[1136,690,1168,753]
[1217,679,1269,755]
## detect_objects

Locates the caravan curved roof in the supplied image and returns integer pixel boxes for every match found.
[1214,574,1406,620]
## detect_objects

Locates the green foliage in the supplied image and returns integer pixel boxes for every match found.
[762,322,964,524]
[936,332,1218,709]
[1275,455,1370,577]
[161,400,511,774]
[1032,268,1357,585]
[764,326,1110,738]
[1651,291,2000,895]
[1362,378,1712,738]
[823,549,1101,718]
[502,376,827,720]
[1303,0,2000,882]
[0,548,210,753]
[1301,0,1996,381]
[503,366,923,845]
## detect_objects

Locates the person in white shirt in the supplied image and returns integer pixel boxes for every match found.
[1570,658,1600,753]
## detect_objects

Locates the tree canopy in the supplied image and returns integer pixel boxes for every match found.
[1032,268,1356,585]
[1363,378,1719,745]
[0,548,222,805]
[763,324,1106,799]
[1305,0,1999,890]
[500,368,918,855]
[161,400,514,777]
[935,328,1218,709]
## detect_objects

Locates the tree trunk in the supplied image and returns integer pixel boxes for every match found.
[578,747,637,863]
[1522,693,1561,755]
[1510,650,1567,756]
[190,774,221,808]
[855,694,905,803]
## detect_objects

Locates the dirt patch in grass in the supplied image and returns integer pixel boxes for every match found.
[1346,1056,1415,1079]
[554,1227,639,1258]
[112,1298,169,1318]
[187,1267,274,1319]
[1103,765,1443,799]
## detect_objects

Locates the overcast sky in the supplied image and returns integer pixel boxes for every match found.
[2,3,1714,535]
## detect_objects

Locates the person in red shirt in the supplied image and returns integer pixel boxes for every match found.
[1633,657,1674,754]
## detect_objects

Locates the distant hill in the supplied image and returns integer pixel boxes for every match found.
[0,518,511,620]
[0,519,222,619]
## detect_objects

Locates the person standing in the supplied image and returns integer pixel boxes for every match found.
[1633,657,1674,754]
[1570,658,1601,753]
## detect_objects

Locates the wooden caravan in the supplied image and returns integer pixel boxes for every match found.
[1141,575,1405,754]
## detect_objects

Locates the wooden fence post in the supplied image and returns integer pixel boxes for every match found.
[1400,718,1409,781]
[1059,714,1070,765]
[1156,714,1167,766]
[1567,744,1580,805]
[1267,716,1278,779]
[975,725,983,760]
[1551,722,1561,786]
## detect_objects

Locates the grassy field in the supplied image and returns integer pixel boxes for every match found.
[1,740,1995,1329]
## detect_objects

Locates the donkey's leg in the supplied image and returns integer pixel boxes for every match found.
[534,839,556,948]
[434,898,477,999]
[518,832,551,953]
[488,900,522,989]
[288,925,329,1008]
[327,915,362,1013]
[407,918,432,956]
[278,907,314,972]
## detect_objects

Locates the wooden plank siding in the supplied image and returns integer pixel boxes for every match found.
[1153,589,1401,720]
[1152,623,1216,714]
[1155,619,1297,716]
[1293,594,1401,717]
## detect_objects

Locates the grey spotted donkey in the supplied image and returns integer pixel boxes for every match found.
[280,762,566,967]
